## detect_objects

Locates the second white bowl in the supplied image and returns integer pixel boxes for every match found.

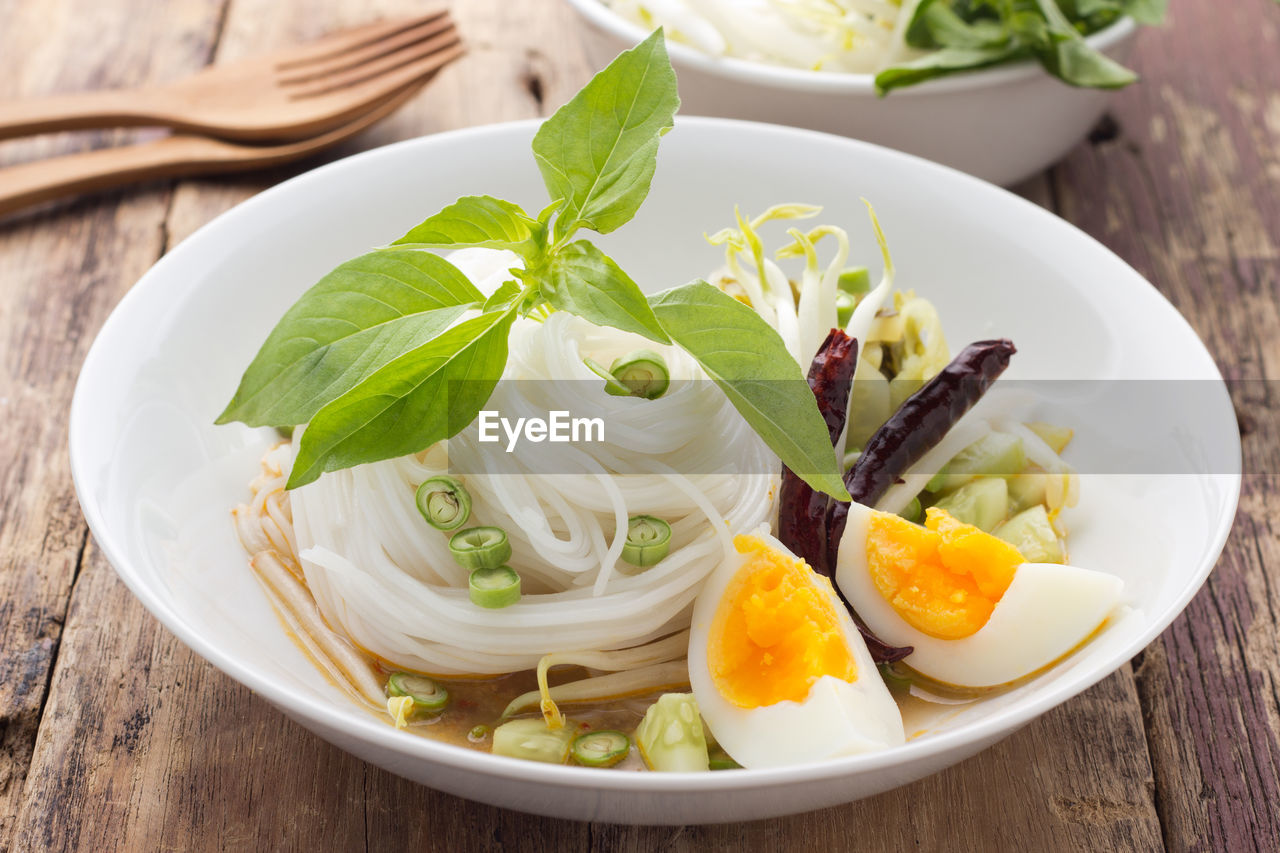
[564,0,1136,186]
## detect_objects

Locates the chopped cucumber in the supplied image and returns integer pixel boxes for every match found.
[931,477,1009,532]
[939,432,1026,492]
[1008,470,1048,513]
[900,496,922,523]
[994,505,1065,563]
[1027,421,1074,454]
[492,718,575,764]
[635,694,709,772]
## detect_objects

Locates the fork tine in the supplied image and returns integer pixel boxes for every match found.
[220,80,433,167]
[287,30,464,101]
[276,14,455,85]
[273,10,449,70]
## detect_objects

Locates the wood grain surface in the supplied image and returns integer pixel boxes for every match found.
[0,0,1276,850]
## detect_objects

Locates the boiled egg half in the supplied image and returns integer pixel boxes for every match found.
[688,530,905,769]
[836,503,1124,688]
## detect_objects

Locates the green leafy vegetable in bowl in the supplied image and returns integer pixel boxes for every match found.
[877,0,1168,94]
[600,0,1167,95]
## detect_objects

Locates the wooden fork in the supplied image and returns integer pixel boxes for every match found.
[0,11,462,142]
[0,80,432,219]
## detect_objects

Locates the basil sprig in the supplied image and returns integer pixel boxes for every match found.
[875,0,1167,95]
[218,29,851,501]
[215,250,483,429]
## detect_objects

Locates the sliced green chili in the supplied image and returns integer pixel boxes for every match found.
[415,475,472,531]
[607,350,669,399]
[386,672,450,713]
[584,350,670,399]
[838,266,871,295]
[836,267,870,327]
[449,526,512,570]
[570,730,631,767]
[622,515,671,567]
[583,357,633,396]
[469,566,522,608]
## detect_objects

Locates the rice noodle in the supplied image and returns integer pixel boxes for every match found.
[531,631,692,725]
[268,306,775,675]
[502,660,692,719]
[250,549,386,707]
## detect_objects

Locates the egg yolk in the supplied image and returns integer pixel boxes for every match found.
[867,507,1024,640]
[708,535,856,709]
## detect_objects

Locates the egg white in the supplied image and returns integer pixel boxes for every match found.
[835,502,1124,688]
[688,530,905,769]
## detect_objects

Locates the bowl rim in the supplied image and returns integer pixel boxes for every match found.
[70,116,1239,798]
[562,0,1138,97]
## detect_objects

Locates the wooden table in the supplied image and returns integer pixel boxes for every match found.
[2,0,1277,849]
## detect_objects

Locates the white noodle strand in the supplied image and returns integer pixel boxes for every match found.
[287,310,775,674]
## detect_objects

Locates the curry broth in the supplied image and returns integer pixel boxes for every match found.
[264,558,999,766]
[377,665,661,770]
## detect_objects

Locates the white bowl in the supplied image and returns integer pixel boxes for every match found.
[563,0,1136,186]
[70,118,1238,825]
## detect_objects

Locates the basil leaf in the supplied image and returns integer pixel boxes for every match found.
[1069,0,1120,15]
[217,250,482,428]
[1008,8,1051,46]
[881,0,1153,93]
[903,0,941,47]
[483,280,523,312]
[288,309,516,489]
[909,0,1010,49]
[391,195,542,257]
[876,45,1025,94]
[1044,36,1137,86]
[1117,0,1167,25]
[1072,0,1166,26]
[928,11,1010,48]
[543,241,670,344]
[649,281,851,501]
[1031,0,1136,88]
[531,28,678,241]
